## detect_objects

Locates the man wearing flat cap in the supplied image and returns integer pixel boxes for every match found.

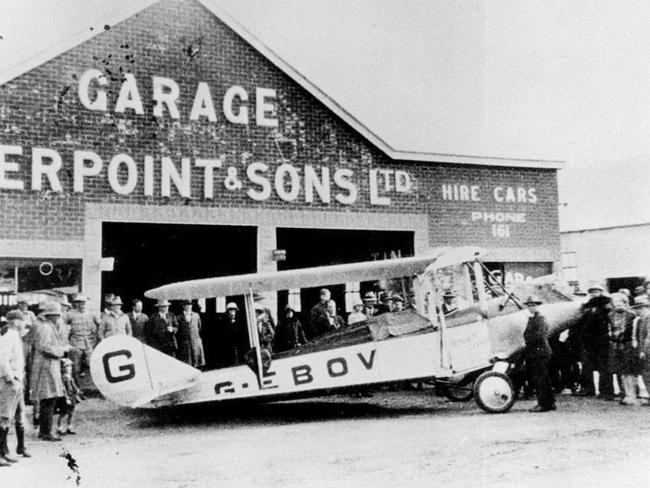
[523,296,556,412]
[144,299,178,357]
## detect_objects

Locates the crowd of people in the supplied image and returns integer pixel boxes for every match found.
[521,282,650,412]
[0,285,408,467]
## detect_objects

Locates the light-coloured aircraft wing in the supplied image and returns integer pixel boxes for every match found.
[145,246,485,300]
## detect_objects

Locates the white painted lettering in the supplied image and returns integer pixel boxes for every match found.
[195,158,223,199]
[78,69,107,111]
[0,145,23,191]
[395,171,412,192]
[144,155,154,196]
[333,168,357,205]
[274,163,300,202]
[189,82,217,122]
[246,162,271,201]
[223,85,249,124]
[304,165,330,203]
[152,76,180,119]
[255,87,278,127]
[73,150,103,192]
[108,154,137,195]
[31,148,62,192]
[114,74,144,114]
[161,157,191,197]
[369,169,390,206]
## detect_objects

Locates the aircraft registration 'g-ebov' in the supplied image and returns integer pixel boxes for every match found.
[90,247,581,413]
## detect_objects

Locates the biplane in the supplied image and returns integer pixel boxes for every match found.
[90,246,582,414]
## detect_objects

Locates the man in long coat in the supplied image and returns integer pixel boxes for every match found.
[32,302,70,441]
[176,300,205,368]
[523,296,556,412]
[144,299,178,357]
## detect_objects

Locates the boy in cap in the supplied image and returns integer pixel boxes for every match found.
[55,358,82,436]
[523,297,556,412]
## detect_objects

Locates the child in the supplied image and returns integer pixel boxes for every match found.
[56,358,82,435]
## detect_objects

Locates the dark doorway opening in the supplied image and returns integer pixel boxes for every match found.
[276,228,414,325]
[102,222,256,313]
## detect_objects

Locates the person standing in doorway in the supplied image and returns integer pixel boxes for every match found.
[98,296,132,340]
[176,300,205,368]
[523,296,556,412]
[144,299,178,357]
[128,299,148,342]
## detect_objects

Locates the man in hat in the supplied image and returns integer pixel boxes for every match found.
[216,302,247,367]
[128,299,148,342]
[575,284,614,398]
[15,297,36,332]
[310,288,332,339]
[274,304,307,353]
[65,294,101,386]
[98,296,132,341]
[176,300,205,368]
[523,297,556,412]
[362,291,377,318]
[441,291,458,315]
[144,299,178,357]
[347,299,366,325]
[32,302,70,441]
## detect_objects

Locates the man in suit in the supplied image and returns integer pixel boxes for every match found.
[144,299,178,357]
[128,299,148,342]
[523,296,556,412]
[176,300,205,368]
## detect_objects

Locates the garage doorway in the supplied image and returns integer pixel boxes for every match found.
[101,222,256,313]
[276,228,414,323]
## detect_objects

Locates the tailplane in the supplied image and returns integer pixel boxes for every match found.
[90,336,200,408]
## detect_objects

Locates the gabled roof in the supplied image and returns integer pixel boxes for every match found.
[0,0,563,170]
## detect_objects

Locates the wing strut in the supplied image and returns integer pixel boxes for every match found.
[244,287,265,389]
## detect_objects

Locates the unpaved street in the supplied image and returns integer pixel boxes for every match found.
[4,391,650,488]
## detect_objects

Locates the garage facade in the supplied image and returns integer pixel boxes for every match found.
[0,0,562,314]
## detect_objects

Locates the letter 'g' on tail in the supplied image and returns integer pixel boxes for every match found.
[90,336,200,408]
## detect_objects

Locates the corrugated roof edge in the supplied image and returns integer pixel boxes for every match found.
[0,0,564,170]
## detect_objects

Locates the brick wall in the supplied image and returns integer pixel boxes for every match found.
[0,0,559,252]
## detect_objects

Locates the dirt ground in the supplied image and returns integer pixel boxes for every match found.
[3,389,650,488]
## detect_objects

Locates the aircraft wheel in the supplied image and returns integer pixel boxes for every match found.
[473,371,515,414]
[439,377,474,402]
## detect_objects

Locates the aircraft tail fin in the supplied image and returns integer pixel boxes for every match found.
[90,336,201,408]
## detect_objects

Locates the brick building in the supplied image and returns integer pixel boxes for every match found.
[0,0,563,314]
